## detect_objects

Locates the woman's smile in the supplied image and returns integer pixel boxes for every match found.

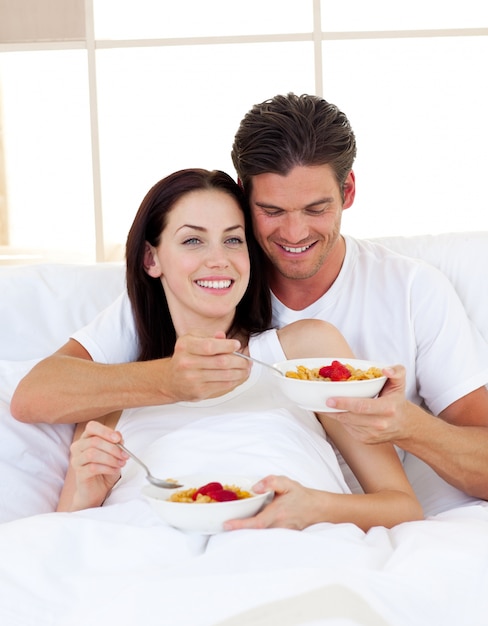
[195,277,234,290]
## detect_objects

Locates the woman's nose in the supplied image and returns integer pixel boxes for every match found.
[205,245,229,268]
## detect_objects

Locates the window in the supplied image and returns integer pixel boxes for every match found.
[1,0,487,263]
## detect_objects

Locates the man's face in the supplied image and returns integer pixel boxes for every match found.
[249,164,355,281]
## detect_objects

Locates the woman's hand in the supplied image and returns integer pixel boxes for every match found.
[67,420,129,510]
[224,470,422,532]
[223,475,327,531]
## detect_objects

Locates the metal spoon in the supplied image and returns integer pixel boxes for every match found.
[233,351,285,376]
[117,443,183,489]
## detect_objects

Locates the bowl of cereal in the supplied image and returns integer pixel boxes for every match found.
[141,474,272,534]
[272,358,388,412]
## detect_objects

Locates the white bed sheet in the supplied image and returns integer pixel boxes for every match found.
[0,500,487,626]
[1,403,488,626]
[1,366,487,626]
[1,367,487,626]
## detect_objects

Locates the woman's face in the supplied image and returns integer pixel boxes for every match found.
[145,188,250,336]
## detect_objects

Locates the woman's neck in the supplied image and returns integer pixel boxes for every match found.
[173,317,248,348]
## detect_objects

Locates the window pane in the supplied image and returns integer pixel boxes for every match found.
[94,0,313,39]
[321,0,488,30]
[0,51,95,260]
[320,36,488,238]
[96,41,315,253]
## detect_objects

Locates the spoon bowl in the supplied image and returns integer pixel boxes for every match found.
[117,443,182,489]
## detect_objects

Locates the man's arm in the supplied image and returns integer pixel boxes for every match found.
[403,386,488,499]
[325,376,488,500]
[10,334,250,424]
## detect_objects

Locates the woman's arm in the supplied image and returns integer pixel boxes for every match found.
[317,384,423,529]
[225,374,423,532]
[223,319,422,531]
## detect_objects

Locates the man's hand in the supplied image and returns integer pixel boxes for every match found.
[322,365,413,444]
[162,331,252,403]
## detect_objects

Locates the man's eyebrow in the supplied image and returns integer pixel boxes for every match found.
[254,197,333,210]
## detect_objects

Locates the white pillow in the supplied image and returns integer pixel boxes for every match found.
[0,262,125,361]
[0,359,74,522]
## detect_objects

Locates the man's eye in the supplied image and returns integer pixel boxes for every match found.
[305,208,325,216]
[262,208,283,217]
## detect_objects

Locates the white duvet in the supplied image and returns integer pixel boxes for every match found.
[1,410,488,626]
[1,500,487,626]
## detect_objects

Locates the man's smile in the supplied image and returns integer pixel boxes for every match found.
[280,243,315,254]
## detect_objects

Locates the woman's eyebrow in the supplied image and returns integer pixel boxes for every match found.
[176,223,244,233]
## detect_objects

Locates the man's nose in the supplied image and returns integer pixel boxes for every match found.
[280,212,309,243]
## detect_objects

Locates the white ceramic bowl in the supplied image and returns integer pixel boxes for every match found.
[142,474,272,534]
[272,358,387,412]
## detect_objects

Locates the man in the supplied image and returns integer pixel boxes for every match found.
[229,93,488,506]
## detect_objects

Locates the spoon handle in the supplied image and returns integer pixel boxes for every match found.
[117,442,151,475]
[233,351,284,375]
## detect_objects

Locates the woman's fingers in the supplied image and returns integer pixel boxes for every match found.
[71,420,128,472]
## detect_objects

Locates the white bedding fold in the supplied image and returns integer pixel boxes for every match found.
[1,502,487,626]
[2,389,487,625]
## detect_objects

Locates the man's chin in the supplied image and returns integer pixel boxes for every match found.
[274,263,320,281]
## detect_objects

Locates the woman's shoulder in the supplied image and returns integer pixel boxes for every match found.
[277,319,353,360]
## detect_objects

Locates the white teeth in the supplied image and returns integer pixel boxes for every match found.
[196,280,232,289]
[282,244,311,253]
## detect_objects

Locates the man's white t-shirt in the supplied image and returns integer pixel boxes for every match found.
[271,236,488,416]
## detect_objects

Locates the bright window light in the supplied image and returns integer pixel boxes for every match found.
[0,1,487,262]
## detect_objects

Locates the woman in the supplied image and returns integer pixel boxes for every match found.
[57,168,422,530]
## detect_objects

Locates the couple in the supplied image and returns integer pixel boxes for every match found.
[11,93,488,526]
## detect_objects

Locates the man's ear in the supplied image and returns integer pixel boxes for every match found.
[143,242,162,278]
[342,170,356,210]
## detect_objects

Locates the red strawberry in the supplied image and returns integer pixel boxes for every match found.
[319,360,351,381]
[207,489,238,502]
[192,482,223,500]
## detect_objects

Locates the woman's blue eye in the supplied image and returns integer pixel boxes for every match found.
[182,236,244,246]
